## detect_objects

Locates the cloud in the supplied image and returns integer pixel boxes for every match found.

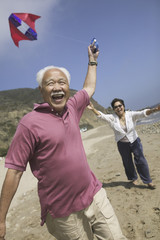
[0,0,59,54]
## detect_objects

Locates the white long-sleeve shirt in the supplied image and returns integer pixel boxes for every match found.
[98,110,148,143]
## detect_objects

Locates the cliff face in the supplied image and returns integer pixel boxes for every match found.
[0,88,107,156]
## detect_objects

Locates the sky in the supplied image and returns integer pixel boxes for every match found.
[0,0,160,110]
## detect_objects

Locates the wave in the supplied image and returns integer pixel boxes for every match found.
[137,112,160,125]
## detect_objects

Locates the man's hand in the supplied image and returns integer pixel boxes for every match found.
[0,169,23,240]
[0,222,6,240]
[88,45,99,63]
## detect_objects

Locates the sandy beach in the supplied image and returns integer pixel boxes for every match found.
[0,123,160,240]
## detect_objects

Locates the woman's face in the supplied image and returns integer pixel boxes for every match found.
[113,101,125,117]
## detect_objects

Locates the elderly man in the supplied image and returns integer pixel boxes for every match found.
[0,45,127,240]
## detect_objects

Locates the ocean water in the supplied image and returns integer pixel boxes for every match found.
[137,112,160,125]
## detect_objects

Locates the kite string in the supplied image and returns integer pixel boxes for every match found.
[52,33,88,45]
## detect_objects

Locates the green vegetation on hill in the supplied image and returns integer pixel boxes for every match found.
[0,88,108,157]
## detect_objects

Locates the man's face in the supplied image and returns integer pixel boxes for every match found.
[39,68,70,114]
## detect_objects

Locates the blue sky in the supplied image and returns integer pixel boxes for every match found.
[0,0,160,110]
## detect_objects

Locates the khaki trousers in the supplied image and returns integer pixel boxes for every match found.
[46,188,127,240]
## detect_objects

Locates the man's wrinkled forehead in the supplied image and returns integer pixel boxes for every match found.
[43,68,69,83]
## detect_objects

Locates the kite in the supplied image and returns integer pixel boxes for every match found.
[8,13,41,47]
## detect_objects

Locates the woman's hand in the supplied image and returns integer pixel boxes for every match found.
[146,104,160,115]
[156,104,160,111]
[87,102,94,110]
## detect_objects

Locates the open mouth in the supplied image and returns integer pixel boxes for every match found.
[117,109,122,113]
[51,91,65,102]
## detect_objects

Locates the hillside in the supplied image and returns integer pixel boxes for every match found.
[0,88,108,156]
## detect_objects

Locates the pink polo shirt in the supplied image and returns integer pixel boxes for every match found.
[5,89,102,225]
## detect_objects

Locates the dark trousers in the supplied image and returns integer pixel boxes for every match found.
[117,137,152,184]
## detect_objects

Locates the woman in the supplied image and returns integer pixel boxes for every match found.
[88,98,160,189]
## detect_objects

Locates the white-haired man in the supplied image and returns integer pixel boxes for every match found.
[0,45,127,240]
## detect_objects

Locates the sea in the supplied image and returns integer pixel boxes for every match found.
[137,111,160,125]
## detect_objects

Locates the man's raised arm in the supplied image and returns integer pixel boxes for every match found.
[83,45,99,98]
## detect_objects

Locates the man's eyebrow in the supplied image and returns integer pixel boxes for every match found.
[45,79,54,83]
[58,78,67,81]
[45,78,67,82]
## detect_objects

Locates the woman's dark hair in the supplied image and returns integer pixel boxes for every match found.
[111,98,125,109]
